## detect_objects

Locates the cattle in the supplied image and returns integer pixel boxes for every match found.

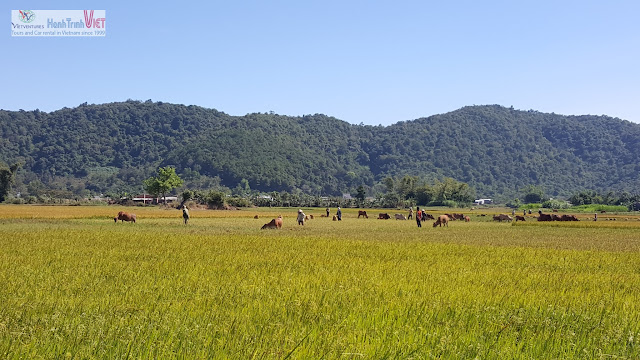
[445,214,455,221]
[305,215,309,220]
[332,215,337,221]
[560,214,579,221]
[423,213,435,220]
[182,206,190,225]
[464,216,470,222]
[433,215,449,227]
[114,211,136,223]
[378,213,391,219]
[515,215,526,222]
[537,213,553,221]
[261,215,283,229]
[394,213,407,220]
[309,214,314,219]
[551,214,562,221]
[254,215,259,219]
[358,210,369,218]
[552,209,559,213]
[493,214,513,222]
[452,213,465,220]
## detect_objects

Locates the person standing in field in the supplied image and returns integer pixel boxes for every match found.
[297,209,306,225]
[336,207,342,221]
[408,208,413,220]
[182,205,190,225]
[416,206,422,228]
[326,207,330,217]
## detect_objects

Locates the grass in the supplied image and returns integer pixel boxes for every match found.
[571,204,630,213]
[1,205,640,358]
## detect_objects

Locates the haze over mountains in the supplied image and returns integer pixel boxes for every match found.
[1,101,639,200]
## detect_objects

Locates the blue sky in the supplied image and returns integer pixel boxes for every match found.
[3,1,639,125]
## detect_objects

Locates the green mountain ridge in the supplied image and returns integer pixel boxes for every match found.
[1,101,639,200]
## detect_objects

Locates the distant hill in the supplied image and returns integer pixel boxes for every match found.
[1,101,639,200]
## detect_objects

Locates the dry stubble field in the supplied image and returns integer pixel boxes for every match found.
[1,205,639,359]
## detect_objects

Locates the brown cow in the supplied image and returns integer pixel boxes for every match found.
[261,215,283,229]
[309,214,314,219]
[560,214,579,221]
[378,213,391,219]
[537,213,553,221]
[358,210,368,218]
[332,215,337,221]
[433,215,449,227]
[254,215,259,219]
[453,213,465,220]
[423,213,435,220]
[493,214,513,222]
[114,211,136,223]
[515,215,526,222]
[464,216,470,222]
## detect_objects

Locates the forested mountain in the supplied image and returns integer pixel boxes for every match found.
[1,101,639,200]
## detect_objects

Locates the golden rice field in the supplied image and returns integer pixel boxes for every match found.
[1,205,640,359]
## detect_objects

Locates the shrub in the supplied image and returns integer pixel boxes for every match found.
[227,196,252,208]
[520,203,542,210]
[541,199,570,210]
[204,190,226,209]
[571,204,628,213]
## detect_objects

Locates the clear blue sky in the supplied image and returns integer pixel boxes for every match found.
[3,1,639,125]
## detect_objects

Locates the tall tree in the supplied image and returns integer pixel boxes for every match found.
[397,175,418,200]
[0,163,21,202]
[355,185,366,206]
[143,167,184,204]
[521,185,546,204]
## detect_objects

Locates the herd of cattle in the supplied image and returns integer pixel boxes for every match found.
[112,208,592,229]
[491,212,579,222]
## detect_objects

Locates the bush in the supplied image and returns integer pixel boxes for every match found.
[520,203,542,210]
[227,196,252,208]
[203,190,226,209]
[571,204,628,213]
[429,199,459,208]
[541,199,570,210]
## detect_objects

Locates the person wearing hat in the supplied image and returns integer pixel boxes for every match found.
[336,207,342,221]
[297,209,305,225]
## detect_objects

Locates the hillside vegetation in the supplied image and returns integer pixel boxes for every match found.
[1,101,639,199]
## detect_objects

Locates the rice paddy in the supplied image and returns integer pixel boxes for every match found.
[1,205,639,359]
